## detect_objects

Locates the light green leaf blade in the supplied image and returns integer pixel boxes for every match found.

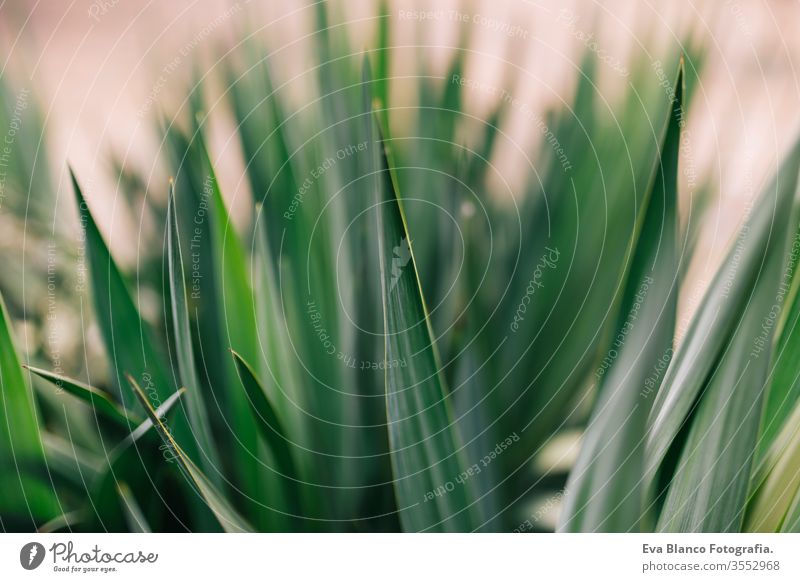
[746,401,800,531]
[647,137,800,485]
[654,138,800,532]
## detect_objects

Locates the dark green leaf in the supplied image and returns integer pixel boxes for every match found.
[26,365,137,428]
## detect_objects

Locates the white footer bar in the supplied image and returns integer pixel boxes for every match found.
[1,533,797,581]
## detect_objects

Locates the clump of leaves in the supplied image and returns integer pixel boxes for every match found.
[1,4,798,533]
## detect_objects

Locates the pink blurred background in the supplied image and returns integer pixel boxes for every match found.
[2,0,800,329]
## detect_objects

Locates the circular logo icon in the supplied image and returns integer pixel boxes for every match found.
[20,542,46,570]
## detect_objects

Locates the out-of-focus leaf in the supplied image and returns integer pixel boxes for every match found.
[491,51,681,483]
[225,44,300,258]
[647,139,800,475]
[42,432,103,487]
[451,342,503,531]
[0,292,61,528]
[374,0,390,124]
[559,63,683,532]
[38,511,83,533]
[116,482,151,533]
[781,490,800,531]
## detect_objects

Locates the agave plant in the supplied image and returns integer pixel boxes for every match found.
[1,2,799,534]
